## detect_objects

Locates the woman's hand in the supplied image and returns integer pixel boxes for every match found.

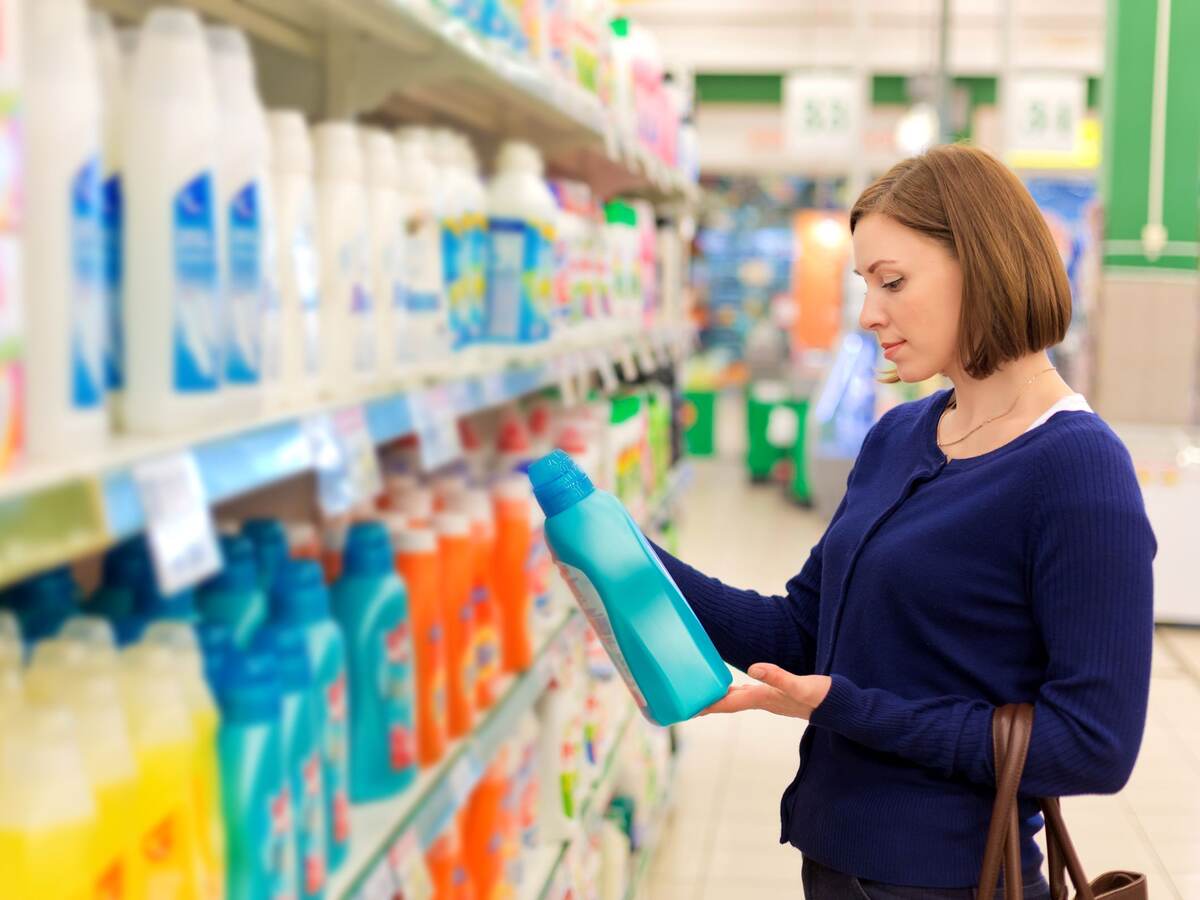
[702,664,832,720]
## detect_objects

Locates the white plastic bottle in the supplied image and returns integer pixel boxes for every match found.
[361,127,406,387]
[267,111,322,409]
[453,134,489,359]
[208,26,269,422]
[394,127,450,374]
[123,8,223,434]
[485,142,557,354]
[90,12,127,423]
[431,129,475,359]
[23,0,108,459]
[313,121,375,400]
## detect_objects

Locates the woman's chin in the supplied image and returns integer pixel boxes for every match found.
[892,360,939,384]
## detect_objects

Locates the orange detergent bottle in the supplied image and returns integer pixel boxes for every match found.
[492,477,533,674]
[459,489,501,710]
[394,524,448,767]
[427,812,475,900]
[435,511,476,738]
[463,746,509,900]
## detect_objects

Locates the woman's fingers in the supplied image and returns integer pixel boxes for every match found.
[701,684,775,715]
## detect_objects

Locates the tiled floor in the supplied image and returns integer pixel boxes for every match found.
[643,453,1200,899]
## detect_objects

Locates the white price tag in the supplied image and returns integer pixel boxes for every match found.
[618,344,639,382]
[388,830,434,899]
[557,355,580,407]
[133,451,221,598]
[480,371,509,407]
[591,349,619,394]
[448,747,481,807]
[357,860,396,900]
[307,408,382,514]
[410,388,463,472]
[636,342,658,376]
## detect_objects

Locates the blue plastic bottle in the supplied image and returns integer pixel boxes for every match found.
[528,450,731,725]
[272,559,351,872]
[330,521,417,802]
[197,621,236,693]
[255,623,329,900]
[216,649,298,900]
[90,537,197,642]
[243,518,291,593]
[200,534,267,647]
[4,567,81,642]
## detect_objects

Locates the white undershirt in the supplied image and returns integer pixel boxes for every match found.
[1024,393,1095,433]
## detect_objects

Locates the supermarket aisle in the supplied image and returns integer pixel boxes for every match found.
[647,451,1200,900]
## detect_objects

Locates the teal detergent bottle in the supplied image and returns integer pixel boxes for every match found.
[244,518,292,593]
[216,648,298,900]
[4,567,81,643]
[272,559,352,871]
[255,622,329,900]
[89,537,197,642]
[200,534,267,647]
[528,450,731,725]
[331,521,417,802]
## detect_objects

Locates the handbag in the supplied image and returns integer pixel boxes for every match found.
[978,703,1147,900]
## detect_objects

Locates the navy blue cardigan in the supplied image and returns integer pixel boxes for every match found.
[654,391,1155,887]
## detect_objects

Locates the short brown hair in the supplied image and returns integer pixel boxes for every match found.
[850,144,1071,380]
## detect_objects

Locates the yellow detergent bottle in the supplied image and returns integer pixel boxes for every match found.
[26,636,144,899]
[121,643,206,900]
[144,621,227,900]
[0,705,97,900]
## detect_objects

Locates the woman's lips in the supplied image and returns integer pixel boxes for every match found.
[882,340,906,361]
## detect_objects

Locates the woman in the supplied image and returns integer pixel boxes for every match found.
[654,144,1155,898]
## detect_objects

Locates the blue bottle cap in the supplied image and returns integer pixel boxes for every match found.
[253,623,313,692]
[242,519,291,589]
[217,647,282,723]
[6,567,80,642]
[343,521,394,578]
[204,534,260,593]
[271,559,331,625]
[528,449,594,517]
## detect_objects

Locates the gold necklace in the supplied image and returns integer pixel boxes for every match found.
[937,366,1057,451]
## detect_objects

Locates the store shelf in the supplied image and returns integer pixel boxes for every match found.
[621,765,678,900]
[93,0,698,204]
[0,327,689,589]
[330,608,587,900]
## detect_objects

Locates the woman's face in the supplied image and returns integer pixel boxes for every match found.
[851,213,964,383]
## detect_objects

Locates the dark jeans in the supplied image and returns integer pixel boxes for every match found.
[802,857,1052,900]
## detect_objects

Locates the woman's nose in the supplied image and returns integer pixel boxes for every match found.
[859,291,887,332]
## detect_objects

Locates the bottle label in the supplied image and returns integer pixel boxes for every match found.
[338,225,375,376]
[464,214,488,340]
[172,173,221,393]
[141,814,186,900]
[460,599,477,699]
[473,585,499,690]
[441,217,465,345]
[261,190,282,386]
[428,622,448,733]
[555,562,648,713]
[405,215,445,350]
[486,217,553,342]
[294,189,321,379]
[94,859,124,900]
[298,750,328,897]
[389,216,408,366]
[71,156,106,410]
[384,621,416,772]
[226,181,264,385]
[324,671,351,845]
[101,173,123,390]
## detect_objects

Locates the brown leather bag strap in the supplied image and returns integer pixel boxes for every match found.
[980,704,1035,900]
[1042,797,1096,900]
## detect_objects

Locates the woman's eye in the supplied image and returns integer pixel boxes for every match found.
[882,277,904,292]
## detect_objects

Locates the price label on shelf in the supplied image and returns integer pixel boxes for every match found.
[133,451,221,596]
[410,387,463,472]
[591,349,620,394]
[388,829,434,897]
[356,860,396,900]
[305,408,382,515]
[447,746,482,807]
[480,370,509,407]
[636,341,658,376]
[557,355,580,407]
[617,344,639,382]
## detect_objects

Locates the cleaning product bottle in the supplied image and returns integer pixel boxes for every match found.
[121,642,206,898]
[25,636,143,897]
[362,127,407,385]
[255,623,329,900]
[460,489,501,709]
[393,525,448,767]
[267,110,322,409]
[393,127,449,371]
[0,706,96,900]
[90,11,128,419]
[495,410,533,477]
[534,657,581,841]
[272,559,351,872]
[529,450,731,724]
[200,533,266,647]
[456,135,490,355]
[123,7,224,434]
[331,521,417,801]
[492,476,533,673]
[432,129,474,354]
[208,25,269,423]
[5,566,81,643]
[313,121,375,399]
[463,747,509,900]
[435,511,476,738]
[142,621,227,900]
[23,0,108,460]
[485,141,557,347]
[243,517,292,594]
[216,648,297,900]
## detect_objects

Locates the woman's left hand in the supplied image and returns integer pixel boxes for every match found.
[702,664,832,720]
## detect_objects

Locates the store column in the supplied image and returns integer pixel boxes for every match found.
[1094,0,1200,424]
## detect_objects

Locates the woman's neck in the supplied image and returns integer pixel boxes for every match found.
[944,353,1066,427]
